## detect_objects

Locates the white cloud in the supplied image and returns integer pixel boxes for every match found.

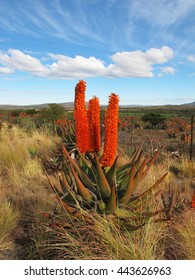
[0,49,49,76]
[107,51,154,77]
[187,55,195,62]
[158,66,177,76]
[0,46,174,79]
[107,46,174,77]
[146,46,174,63]
[0,67,14,74]
[48,54,106,78]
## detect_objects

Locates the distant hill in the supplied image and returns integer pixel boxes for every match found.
[181,101,195,106]
[0,102,142,111]
[0,101,194,111]
[0,102,75,110]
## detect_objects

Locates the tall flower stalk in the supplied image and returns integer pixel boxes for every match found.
[88,96,101,153]
[74,80,89,153]
[100,93,119,167]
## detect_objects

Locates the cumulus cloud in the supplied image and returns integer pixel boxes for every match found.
[0,46,175,79]
[107,46,174,77]
[145,46,174,63]
[107,50,153,77]
[0,49,49,76]
[48,54,106,78]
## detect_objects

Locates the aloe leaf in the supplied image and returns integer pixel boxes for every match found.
[128,143,143,163]
[77,149,92,170]
[134,150,143,170]
[78,170,97,190]
[140,150,159,180]
[62,163,72,184]
[59,172,71,193]
[135,158,147,180]
[131,158,148,193]
[133,189,162,211]
[69,163,93,202]
[119,166,136,205]
[62,144,81,171]
[55,195,82,218]
[130,172,168,207]
[106,181,117,213]
[116,161,133,176]
[65,133,73,143]
[116,169,130,186]
[58,173,82,203]
[68,122,75,135]
[86,152,95,164]
[62,144,96,189]
[46,173,64,198]
[77,150,96,181]
[94,154,111,200]
[105,156,118,185]
[116,144,143,178]
[64,171,72,187]
[117,168,133,193]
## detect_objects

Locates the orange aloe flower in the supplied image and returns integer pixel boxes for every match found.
[88,96,101,152]
[74,80,90,153]
[56,119,62,125]
[100,93,119,167]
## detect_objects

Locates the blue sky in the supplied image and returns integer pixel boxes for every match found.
[0,0,195,105]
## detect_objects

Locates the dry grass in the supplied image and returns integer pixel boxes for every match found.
[28,209,167,260]
[0,125,194,260]
[0,126,60,186]
[0,197,20,259]
[0,125,58,259]
[172,210,195,259]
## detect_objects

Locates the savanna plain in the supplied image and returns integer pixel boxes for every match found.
[0,81,194,260]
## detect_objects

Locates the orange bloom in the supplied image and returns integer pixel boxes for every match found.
[192,190,195,209]
[88,96,101,153]
[56,119,63,125]
[56,117,66,126]
[74,80,90,153]
[19,112,27,117]
[100,93,119,167]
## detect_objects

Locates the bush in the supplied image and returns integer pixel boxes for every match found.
[141,113,166,129]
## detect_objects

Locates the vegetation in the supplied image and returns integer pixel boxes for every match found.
[39,104,66,123]
[0,81,194,260]
[141,112,166,129]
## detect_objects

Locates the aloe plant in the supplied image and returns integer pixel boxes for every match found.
[43,80,168,230]
[46,144,167,229]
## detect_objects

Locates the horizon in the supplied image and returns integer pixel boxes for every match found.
[0,100,194,109]
[0,0,195,106]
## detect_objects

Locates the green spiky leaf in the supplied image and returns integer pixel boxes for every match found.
[119,166,136,205]
[94,154,111,200]
[106,181,117,213]
[105,156,118,185]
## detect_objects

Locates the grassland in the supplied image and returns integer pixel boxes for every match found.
[0,105,194,260]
